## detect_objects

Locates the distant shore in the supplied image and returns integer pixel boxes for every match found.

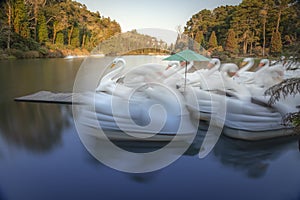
[0,47,92,60]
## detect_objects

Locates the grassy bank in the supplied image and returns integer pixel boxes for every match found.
[0,47,91,60]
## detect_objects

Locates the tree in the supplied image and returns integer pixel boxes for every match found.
[55,32,64,46]
[208,31,218,50]
[275,0,290,32]
[230,0,263,55]
[13,0,30,38]
[260,6,268,56]
[270,30,282,54]
[26,0,47,40]
[70,26,80,48]
[212,6,236,46]
[194,31,204,45]
[5,0,13,49]
[225,29,238,54]
[37,12,48,43]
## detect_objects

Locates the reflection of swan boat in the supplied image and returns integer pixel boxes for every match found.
[213,134,300,178]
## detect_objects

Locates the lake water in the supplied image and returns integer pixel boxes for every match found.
[0,57,300,200]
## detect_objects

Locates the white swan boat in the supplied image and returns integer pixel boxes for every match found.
[183,58,299,140]
[79,56,299,141]
[77,57,198,141]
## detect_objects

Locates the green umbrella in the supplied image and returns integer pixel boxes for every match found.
[164,49,210,62]
[163,49,210,90]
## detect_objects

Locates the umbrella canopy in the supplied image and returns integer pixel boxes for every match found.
[163,49,210,91]
[163,49,210,62]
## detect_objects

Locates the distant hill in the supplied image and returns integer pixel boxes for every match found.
[0,0,121,58]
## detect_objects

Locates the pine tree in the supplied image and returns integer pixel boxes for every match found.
[38,13,48,43]
[194,31,204,46]
[270,31,282,54]
[208,31,218,49]
[71,27,80,48]
[13,0,30,38]
[225,29,238,54]
[55,32,64,46]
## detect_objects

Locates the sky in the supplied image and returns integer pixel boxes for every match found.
[77,0,243,32]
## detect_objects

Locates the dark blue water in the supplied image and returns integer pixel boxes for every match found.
[0,58,300,200]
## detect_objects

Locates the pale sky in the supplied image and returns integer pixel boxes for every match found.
[77,0,242,32]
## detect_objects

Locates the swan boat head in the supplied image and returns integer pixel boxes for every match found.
[238,57,254,74]
[95,57,126,92]
[258,59,269,69]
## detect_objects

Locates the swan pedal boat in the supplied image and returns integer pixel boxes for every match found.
[185,86,300,140]
[87,57,299,141]
[78,88,198,142]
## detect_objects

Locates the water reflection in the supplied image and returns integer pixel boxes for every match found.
[0,187,6,200]
[213,134,300,178]
[129,172,160,183]
[0,101,73,153]
[81,119,300,180]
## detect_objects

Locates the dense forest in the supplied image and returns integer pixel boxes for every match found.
[0,0,299,59]
[93,29,170,56]
[0,0,121,58]
[184,0,300,59]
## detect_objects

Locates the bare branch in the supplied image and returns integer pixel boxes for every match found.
[265,78,300,105]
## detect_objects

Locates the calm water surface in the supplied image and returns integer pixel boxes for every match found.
[0,57,300,200]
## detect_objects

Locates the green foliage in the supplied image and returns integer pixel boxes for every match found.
[270,31,283,54]
[0,0,122,56]
[184,0,298,56]
[38,13,49,43]
[6,49,24,58]
[55,32,65,46]
[208,31,218,49]
[13,0,30,38]
[94,30,169,55]
[70,27,80,48]
[194,31,204,46]
[23,51,40,59]
[225,29,238,54]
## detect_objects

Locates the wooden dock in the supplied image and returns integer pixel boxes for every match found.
[14,91,85,105]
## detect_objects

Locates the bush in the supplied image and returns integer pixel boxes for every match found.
[38,46,49,55]
[23,51,40,59]
[211,51,230,61]
[7,49,24,58]
[24,38,40,51]
[11,42,28,51]
[46,50,63,58]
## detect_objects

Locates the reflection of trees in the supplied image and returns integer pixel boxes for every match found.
[213,135,300,179]
[0,101,72,153]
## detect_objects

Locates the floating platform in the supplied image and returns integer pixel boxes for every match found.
[14,91,85,105]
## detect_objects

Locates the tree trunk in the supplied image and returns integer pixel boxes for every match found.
[7,1,12,49]
[34,0,38,41]
[242,31,248,55]
[52,25,57,44]
[276,9,282,32]
[263,19,266,56]
[81,34,86,48]
[68,25,74,46]
[243,41,247,55]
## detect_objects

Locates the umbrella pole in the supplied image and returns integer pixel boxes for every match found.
[184,61,187,92]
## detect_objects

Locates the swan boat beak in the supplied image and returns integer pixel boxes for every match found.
[110,63,116,68]
[240,61,247,67]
